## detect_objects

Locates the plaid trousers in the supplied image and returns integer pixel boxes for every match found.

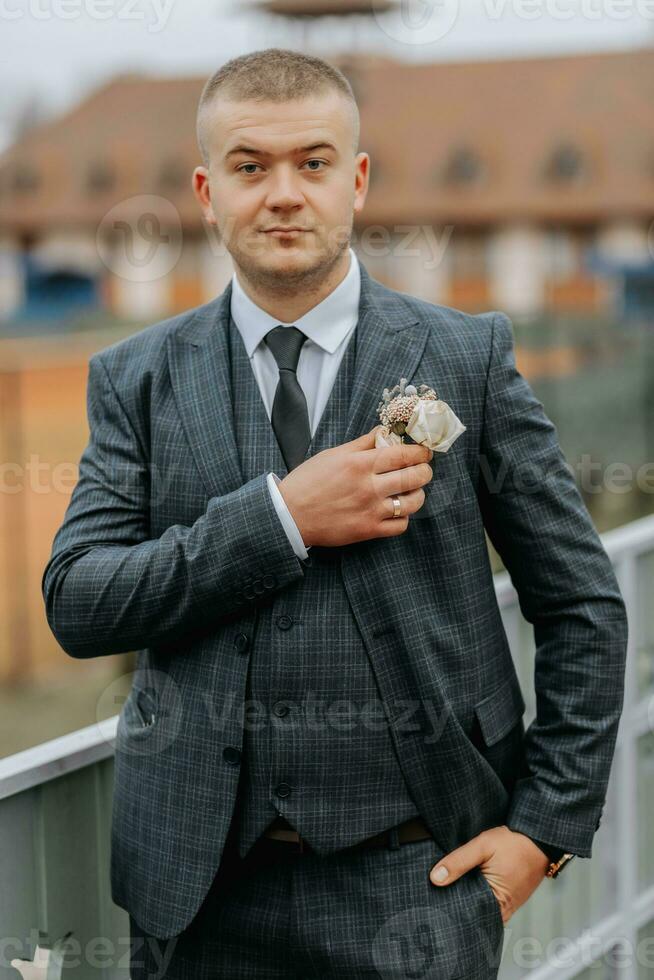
[128,820,505,980]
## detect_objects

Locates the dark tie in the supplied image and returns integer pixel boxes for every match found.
[264,325,312,472]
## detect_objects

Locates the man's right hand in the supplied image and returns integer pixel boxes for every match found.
[277,426,434,548]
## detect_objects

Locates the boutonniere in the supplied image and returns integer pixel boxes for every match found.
[375,378,466,452]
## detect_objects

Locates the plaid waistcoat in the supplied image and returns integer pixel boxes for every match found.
[227,313,420,858]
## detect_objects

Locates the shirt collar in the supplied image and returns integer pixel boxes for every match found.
[230,247,360,358]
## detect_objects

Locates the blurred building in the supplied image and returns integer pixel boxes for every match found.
[1,37,653,687]
[2,11,653,965]
[0,46,653,327]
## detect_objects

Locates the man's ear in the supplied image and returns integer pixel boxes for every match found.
[354,152,370,215]
[192,166,216,226]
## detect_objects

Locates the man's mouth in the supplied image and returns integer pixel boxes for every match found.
[263,227,309,238]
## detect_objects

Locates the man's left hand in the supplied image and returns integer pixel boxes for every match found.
[429,825,550,925]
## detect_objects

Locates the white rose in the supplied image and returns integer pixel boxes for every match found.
[405,399,466,452]
[374,425,405,449]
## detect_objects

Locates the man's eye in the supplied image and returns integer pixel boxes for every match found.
[236,160,326,175]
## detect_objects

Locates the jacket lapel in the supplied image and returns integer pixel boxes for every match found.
[342,261,430,446]
[167,284,245,500]
[166,258,431,501]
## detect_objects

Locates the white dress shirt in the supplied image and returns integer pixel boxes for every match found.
[230,247,361,560]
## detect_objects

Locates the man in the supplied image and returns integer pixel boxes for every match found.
[42,48,628,979]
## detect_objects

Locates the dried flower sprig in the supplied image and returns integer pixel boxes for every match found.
[376,377,466,452]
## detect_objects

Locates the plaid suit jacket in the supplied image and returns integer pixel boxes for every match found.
[42,259,629,939]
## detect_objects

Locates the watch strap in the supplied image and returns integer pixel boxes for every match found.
[545,852,576,878]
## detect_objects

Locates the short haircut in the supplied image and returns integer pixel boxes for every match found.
[196,47,360,168]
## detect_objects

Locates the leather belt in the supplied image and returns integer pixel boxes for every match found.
[263,815,433,851]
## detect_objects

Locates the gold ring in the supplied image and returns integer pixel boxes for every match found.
[391,496,402,518]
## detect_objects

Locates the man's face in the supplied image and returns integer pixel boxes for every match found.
[193,91,369,290]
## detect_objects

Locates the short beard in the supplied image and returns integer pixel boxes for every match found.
[229,234,351,298]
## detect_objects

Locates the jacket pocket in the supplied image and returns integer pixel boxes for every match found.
[121,685,158,734]
[134,686,157,727]
[473,674,526,746]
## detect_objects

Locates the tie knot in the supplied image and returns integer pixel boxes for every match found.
[264,325,307,373]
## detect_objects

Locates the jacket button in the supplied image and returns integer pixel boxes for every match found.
[253,579,265,595]
[275,782,292,798]
[234,633,250,653]
[243,584,256,600]
[276,615,293,630]
[223,746,241,766]
[273,701,289,717]
[263,574,277,589]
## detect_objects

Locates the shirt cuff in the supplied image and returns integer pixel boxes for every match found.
[266,471,311,561]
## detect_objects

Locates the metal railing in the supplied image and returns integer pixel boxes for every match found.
[1,514,653,979]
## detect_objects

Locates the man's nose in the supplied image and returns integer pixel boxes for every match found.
[264,167,305,208]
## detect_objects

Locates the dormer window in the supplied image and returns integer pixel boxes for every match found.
[544,142,586,182]
[442,146,484,186]
[87,162,115,193]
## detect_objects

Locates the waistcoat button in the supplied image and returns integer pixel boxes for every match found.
[275,782,292,798]
[273,701,289,717]
[263,574,277,589]
[276,615,293,630]
[223,746,241,766]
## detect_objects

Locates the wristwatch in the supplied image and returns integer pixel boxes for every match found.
[528,835,576,879]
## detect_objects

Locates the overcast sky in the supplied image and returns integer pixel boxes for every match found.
[0,0,652,151]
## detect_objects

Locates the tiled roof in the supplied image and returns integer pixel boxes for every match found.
[0,47,652,233]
